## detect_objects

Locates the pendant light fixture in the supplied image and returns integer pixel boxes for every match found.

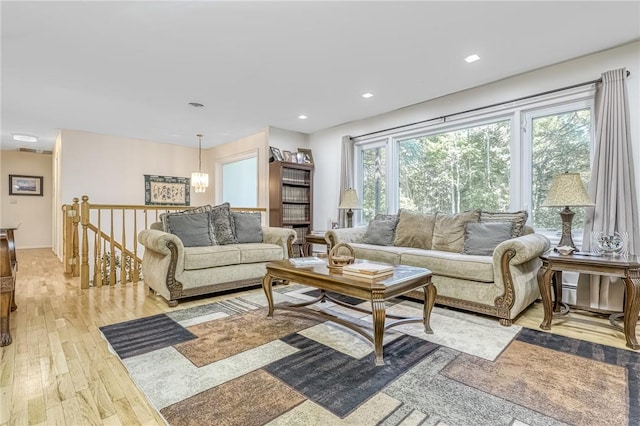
[191,133,209,193]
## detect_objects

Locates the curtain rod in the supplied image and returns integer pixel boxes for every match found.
[352,70,631,140]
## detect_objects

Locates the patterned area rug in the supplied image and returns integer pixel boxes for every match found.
[100,285,639,425]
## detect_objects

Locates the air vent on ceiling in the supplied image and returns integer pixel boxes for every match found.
[19,147,53,155]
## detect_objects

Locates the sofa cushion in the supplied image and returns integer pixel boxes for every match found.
[164,211,214,247]
[480,210,529,238]
[401,249,494,283]
[431,210,480,253]
[183,243,286,270]
[238,243,286,263]
[463,222,513,256]
[362,216,399,246]
[183,245,241,269]
[393,209,436,249]
[349,243,407,265]
[210,202,238,245]
[160,205,212,233]
[232,212,263,243]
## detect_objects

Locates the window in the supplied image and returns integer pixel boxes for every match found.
[526,104,593,247]
[355,89,594,236]
[222,156,257,207]
[360,143,387,224]
[397,120,511,214]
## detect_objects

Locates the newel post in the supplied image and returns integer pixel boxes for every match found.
[80,195,90,289]
[71,198,80,278]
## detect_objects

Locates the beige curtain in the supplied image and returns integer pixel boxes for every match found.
[338,136,354,228]
[577,68,639,311]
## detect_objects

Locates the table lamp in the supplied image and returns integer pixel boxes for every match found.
[338,188,361,228]
[541,172,594,249]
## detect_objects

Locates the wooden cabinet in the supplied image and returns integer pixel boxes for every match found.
[269,161,314,257]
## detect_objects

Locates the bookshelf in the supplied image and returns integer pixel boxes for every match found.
[269,161,314,257]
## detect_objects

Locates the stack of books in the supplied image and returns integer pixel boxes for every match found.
[342,263,394,280]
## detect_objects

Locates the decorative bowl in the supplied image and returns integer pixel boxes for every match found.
[328,242,355,271]
[596,233,624,254]
[556,246,575,255]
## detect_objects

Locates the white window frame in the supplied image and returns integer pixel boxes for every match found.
[354,85,596,230]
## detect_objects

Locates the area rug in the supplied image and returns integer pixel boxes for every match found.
[100,285,639,425]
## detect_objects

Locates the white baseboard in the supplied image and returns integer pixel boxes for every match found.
[16,245,53,250]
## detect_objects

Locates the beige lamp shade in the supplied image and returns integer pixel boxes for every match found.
[339,189,361,210]
[542,172,594,207]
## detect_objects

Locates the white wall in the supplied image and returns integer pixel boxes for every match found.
[309,42,640,231]
[267,126,309,154]
[1,150,53,248]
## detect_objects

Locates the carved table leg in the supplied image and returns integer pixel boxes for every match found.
[263,273,274,317]
[371,292,386,366]
[0,291,12,347]
[537,261,555,330]
[423,280,436,334]
[623,270,640,350]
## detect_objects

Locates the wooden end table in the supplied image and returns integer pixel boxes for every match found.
[538,251,640,349]
[263,260,435,366]
[301,232,330,257]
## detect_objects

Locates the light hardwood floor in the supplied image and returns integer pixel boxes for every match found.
[1,248,635,425]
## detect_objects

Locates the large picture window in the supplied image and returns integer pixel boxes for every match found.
[397,120,511,214]
[355,91,594,246]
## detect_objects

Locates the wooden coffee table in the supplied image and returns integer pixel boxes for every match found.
[262,260,435,366]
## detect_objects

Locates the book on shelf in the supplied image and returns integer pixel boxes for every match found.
[289,256,325,267]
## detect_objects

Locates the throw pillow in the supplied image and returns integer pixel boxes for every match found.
[362,215,399,246]
[160,205,212,233]
[463,221,514,256]
[210,202,238,245]
[393,209,437,249]
[480,210,529,237]
[232,212,263,243]
[431,210,480,253]
[164,211,214,247]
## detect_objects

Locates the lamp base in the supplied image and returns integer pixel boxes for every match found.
[346,209,353,228]
[558,206,576,249]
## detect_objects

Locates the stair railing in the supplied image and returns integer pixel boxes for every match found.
[62,195,265,289]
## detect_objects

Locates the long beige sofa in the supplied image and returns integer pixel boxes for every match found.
[326,209,550,325]
[138,204,296,306]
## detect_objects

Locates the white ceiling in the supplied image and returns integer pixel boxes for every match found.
[2,1,639,152]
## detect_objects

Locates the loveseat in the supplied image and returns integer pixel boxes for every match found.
[138,203,296,306]
[326,209,550,325]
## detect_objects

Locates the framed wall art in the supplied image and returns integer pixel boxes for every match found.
[9,174,43,196]
[144,175,190,206]
[297,148,314,164]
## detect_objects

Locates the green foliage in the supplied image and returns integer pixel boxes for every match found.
[531,110,591,230]
[360,108,591,233]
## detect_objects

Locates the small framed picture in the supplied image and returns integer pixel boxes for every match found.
[296,152,305,163]
[9,174,43,196]
[269,146,284,162]
[298,148,314,164]
[282,150,293,162]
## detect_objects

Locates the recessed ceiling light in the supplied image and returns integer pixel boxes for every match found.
[465,54,480,63]
[12,134,38,143]
[298,115,308,120]
[362,93,374,98]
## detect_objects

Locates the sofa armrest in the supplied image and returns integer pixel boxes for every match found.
[491,232,551,323]
[262,227,297,259]
[493,233,551,266]
[325,227,367,248]
[138,229,187,303]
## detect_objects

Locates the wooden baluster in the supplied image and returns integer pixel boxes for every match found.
[110,209,116,286]
[121,209,127,284]
[80,195,90,289]
[133,211,139,283]
[71,198,80,278]
[62,205,73,276]
[102,237,107,287]
[93,210,102,287]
